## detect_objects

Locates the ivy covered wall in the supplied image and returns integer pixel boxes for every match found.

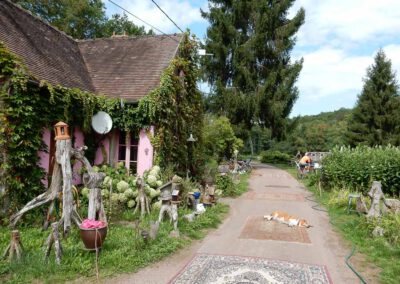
[0,33,203,213]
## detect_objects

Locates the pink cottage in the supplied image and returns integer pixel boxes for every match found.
[0,1,182,182]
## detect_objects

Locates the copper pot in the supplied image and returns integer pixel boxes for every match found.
[80,226,108,250]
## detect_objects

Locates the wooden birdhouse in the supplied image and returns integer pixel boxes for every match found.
[54,121,70,140]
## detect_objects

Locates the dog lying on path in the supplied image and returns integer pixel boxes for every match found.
[264,211,311,228]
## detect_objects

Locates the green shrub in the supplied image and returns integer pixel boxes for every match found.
[215,174,235,196]
[321,145,400,196]
[260,150,291,164]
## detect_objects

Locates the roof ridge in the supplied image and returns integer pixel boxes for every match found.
[77,33,183,42]
[5,0,77,44]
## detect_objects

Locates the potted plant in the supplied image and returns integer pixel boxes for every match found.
[79,219,108,250]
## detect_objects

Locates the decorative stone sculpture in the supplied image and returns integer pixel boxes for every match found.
[367,181,391,218]
[356,196,368,214]
[383,199,400,214]
[372,226,384,237]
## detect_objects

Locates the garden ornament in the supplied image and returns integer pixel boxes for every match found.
[133,176,150,218]
[367,181,391,218]
[2,230,23,262]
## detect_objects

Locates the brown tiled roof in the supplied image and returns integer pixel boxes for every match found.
[0,0,94,92]
[78,35,181,101]
[0,0,182,100]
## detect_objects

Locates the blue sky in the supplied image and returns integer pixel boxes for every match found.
[105,0,400,117]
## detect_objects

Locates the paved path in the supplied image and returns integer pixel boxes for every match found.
[108,164,362,284]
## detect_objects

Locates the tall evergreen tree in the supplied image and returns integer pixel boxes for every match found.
[347,50,400,146]
[201,0,305,140]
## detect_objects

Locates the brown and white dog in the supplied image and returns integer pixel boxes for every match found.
[263,211,311,228]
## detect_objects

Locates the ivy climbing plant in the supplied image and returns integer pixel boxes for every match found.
[0,32,203,213]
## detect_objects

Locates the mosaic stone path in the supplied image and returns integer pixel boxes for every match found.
[170,254,330,284]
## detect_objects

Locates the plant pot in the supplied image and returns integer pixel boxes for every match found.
[79,225,108,250]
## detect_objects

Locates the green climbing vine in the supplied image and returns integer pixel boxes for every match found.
[0,32,203,213]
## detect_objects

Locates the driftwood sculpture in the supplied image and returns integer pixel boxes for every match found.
[134,176,150,218]
[7,122,106,263]
[44,222,63,264]
[2,230,23,261]
[83,171,107,222]
[10,143,90,233]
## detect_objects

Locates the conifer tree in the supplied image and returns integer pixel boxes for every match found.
[201,0,305,140]
[347,50,400,146]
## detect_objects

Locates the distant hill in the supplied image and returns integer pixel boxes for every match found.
[285,108,352,152]
[264,108,352,155]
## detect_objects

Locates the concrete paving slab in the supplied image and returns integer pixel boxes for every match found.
[106,165,364,284]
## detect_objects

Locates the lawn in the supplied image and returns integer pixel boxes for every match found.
[0,203,229,283]
[278,163,400,284]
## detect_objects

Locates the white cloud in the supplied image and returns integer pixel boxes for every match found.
[289,0,400,115]
[105,0,207,34]
[291,0,400,48]
[298,47,371,101]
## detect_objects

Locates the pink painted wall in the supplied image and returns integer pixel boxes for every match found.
[72,127,85,185]
[94,135,110,165]
[38,128,51,187]
[137,127,154,176]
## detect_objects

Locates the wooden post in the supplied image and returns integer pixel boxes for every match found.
[56,140,73,234]
[83,172,107,222]
[2,230,23,261]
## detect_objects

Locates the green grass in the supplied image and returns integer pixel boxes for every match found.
[276,163,400,284]
[234,173,250,197]
[0,204,229,283]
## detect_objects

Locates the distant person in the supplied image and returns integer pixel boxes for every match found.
[299,152,312,170]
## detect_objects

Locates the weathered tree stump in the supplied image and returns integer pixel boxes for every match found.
[2,230,23,261]
[44,222,63,265]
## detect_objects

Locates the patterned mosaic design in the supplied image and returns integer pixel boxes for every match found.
[244,192,305,202]
[170,254,331,284]
[239,216,311,243]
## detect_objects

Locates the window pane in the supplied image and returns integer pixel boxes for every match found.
[130,162,137,174]
[131,136,138,145]
[130,145,138,162]
[119,131,126,144]
[118,146,126,161]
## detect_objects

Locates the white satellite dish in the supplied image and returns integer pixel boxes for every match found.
[91,111,113,134]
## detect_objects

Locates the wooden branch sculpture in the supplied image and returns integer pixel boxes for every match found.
[2,230,23,261]
[83,171,107,222]
[44,222,63,264]
[134,176,150,218]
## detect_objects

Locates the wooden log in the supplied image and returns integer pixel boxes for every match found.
[2,230,23,261]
